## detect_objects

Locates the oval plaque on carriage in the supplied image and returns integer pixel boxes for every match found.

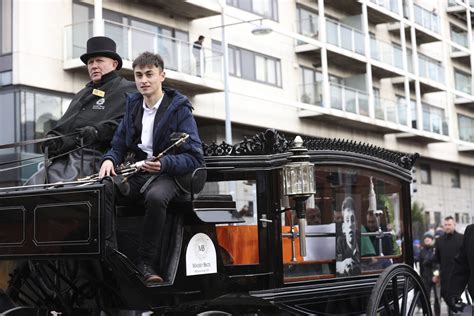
[186,233,217,276]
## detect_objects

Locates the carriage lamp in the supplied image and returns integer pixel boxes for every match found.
[282,136,315,257]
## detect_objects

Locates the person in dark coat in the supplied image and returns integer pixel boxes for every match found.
[415,233,440,316]
[433,216,464,315]
[26,36,136,184]
[99,52,204,286]
[446,223,474,313]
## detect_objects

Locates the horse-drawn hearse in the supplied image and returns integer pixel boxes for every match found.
[0,129,429,315]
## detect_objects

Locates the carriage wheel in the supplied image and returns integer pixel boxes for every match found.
[366,263,432,316]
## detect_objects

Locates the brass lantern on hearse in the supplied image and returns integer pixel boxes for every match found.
[282,136,315,257]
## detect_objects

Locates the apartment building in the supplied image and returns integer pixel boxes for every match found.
[0,0,473,228]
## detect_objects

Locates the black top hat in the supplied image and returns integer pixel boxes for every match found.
[80,36,123,70]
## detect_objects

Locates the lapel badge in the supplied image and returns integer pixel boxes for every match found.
[92,89,105,97]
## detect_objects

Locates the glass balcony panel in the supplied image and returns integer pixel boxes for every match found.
[370,0,399,14]
[432,112,441,135]
[354,31,365,54]
[105,22,129,60]
[299,82,323,105]
[359,93,369,116]
[131,28,155,60]
[452,31,468,48]
[374,98,384,120]
[69,21,93,59]
[326,20,339,46]
[370,37,379,60]
[422,108,430,132]
[326,18,364,54]
[455,71,472,94]
[393,46,403,69]
[398,102,407,126]
[413,3,439,33]
[330,84,343,110]
[345,89,356,113]
[341,26,352,51]
[298,16,319,39]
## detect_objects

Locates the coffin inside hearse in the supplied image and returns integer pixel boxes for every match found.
[0,129,431,315]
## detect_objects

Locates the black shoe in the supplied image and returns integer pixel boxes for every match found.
[136,261,163,285]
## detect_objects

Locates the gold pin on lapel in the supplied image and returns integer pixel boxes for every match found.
[92,89,105,97]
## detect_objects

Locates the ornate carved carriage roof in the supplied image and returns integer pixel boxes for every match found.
[203,129,418,171]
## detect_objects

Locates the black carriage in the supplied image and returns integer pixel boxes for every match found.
[0,129,428,315]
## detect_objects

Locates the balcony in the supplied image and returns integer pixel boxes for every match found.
[136,0,221,20]
[389,3,441,44]
[413,3,442,44]
[298,82,403,133]
[64,20,224,95]
[370,37,404,78]
[374,96,408,127]
[417,55,445,93]
[451,32,470,64]
[324,0,361,15]
[325,18,367,72]
[367,0,400,24]
[295,16,321,57]
[326,18,365,56]
[447,0,467,18]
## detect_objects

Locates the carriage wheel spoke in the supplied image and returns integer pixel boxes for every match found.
[401,276,409,315]
[391,276,400,315]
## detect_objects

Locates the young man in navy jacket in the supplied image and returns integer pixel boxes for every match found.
[99,52,204,285]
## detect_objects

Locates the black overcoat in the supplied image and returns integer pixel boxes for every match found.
[48,71,136,153]
[448,224,474,300]
[434,230,464,299]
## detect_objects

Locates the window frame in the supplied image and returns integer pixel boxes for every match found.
[419,163,432,185]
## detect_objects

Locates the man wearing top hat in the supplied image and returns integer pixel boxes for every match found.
[26,36,136,184]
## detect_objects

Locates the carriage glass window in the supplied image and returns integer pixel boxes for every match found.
[282,166,404,282]
[200,179,259,266]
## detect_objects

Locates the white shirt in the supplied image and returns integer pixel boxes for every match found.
[138,95,164,158]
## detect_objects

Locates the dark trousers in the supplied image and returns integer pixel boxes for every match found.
[422,278,440,316]
[104,173,181,263]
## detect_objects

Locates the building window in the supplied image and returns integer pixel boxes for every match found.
[419,163,431,185]
[226,0,278,21]
[213,41,282,87]
[0,0,12,54]
[19,90,72,153]
[450,168,460,188]
[0,91,15,146]
[454,69,472,94]
[458,114,474,143]
[300,67,322,105]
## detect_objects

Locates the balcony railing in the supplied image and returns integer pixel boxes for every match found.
[326,18,365,55]
[454,72,472,94]
[299,82,369,116]
[418,55,444,83]
[413,3,440,33]
[64,20,223,81]
[451,31,468,51]
[422,103,448,136]
[374,96,407,126]
[370,0,400,14]
[370,37,403,69]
